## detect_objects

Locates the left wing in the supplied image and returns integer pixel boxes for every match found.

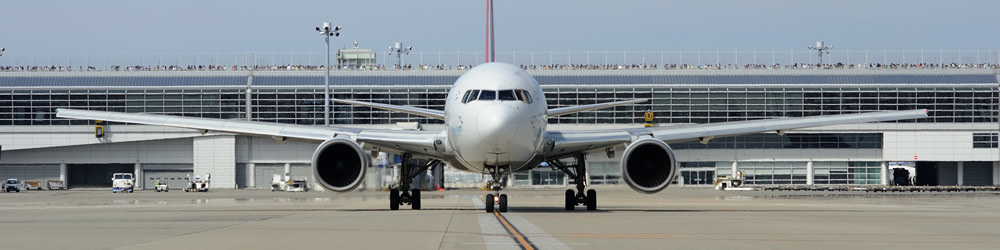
[542,109,928,157]
[55,109,446,158]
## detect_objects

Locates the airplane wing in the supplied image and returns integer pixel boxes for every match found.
[548,99,647,117]
[55,109,446,157]
[332,98,445,120]
[542,109,928,156]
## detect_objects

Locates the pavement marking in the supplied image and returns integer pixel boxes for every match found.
[472,196,571,250]
[502,213,571,249]
[492,210,536,250]
[474,198,521,250]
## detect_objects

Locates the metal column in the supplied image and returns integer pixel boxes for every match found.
[957,162,965,186]
[806,161,814,185]
[880,161,889,185]
[135,163,143,190]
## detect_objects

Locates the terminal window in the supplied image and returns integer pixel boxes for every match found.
[973,132,999,148]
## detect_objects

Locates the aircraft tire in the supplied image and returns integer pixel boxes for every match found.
[586,189,597,211]
[411,189,421,210]
[485,194,495,213]
[564,189,575,211]
[498,194,508,212]
[389,189,400,210]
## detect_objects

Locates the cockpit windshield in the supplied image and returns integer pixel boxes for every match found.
[462,89,533,104]
[498,90,516,101]
[479,90,497,100]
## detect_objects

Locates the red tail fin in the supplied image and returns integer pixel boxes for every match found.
[485,0,495,63]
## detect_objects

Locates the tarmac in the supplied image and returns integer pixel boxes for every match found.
[2,186,1000,250]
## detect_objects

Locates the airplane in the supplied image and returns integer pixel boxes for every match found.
[56,0,927,213]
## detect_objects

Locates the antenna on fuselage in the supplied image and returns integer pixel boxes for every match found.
[485,0,495,63]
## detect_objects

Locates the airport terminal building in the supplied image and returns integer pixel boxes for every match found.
[0,69,998,189]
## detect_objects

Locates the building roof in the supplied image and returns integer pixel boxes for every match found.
[1,69,997,88]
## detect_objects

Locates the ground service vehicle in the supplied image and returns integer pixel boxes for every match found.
[111,173,134,193]
[184,173,210,192]
[154,179,169,192]
[4,179,23,192]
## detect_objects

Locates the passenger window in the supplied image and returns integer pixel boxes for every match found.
[479,90,496,100]
[498,90,517,101]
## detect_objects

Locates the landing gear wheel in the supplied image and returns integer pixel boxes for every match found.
[411,189,421,210]
[485,194,495,213]
[564,189,575,211]
[389,189,400,210]
[498,194,508,212]
[586,189,597,211]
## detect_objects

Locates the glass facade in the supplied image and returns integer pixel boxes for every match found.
[973,132,999,148]
[813,162,882,185]
[0,72,997,126]
[679,162,716,185]
[738,162,809,185]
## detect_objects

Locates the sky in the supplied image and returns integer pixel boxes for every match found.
[0,0,998,61]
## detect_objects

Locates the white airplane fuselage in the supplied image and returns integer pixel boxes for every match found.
[444,62,548,173]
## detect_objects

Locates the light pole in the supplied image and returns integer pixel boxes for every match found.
[808,41,833,66]
[315,22,341,126]
[387,42,413,69]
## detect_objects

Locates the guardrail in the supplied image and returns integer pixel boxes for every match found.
[1,49,997,72]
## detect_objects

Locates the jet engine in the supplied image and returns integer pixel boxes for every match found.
[620,138,678,194]
[312,138,368,192]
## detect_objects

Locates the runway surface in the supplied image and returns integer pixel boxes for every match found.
[2,186,999,250]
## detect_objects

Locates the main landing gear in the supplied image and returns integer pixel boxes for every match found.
[389,153,440,210]
[549,154,597,211]
[483,165,509,213]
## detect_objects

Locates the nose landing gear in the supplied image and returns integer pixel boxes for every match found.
[484,166,509,213]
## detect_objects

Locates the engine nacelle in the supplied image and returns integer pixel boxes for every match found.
[312,138,368,192]
[621,138,678,194]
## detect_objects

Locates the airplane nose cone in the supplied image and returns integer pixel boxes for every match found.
[477,104,518,145]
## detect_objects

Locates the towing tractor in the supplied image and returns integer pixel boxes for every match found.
[111,173,135,193]
[153,179,169,192]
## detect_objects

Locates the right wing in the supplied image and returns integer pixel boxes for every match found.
[333,98,444,120]
[548,99,647,117]
[56,109,348,142]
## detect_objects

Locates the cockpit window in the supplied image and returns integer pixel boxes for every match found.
[461,89,533,104]
[463,89,480,103]
[479,90,497,100]
[498,90,517,101]
[462,90,473,103]
[517,90,532,104]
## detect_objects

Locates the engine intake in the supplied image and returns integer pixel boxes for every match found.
[621,138,678,194]
[312,138,368,192]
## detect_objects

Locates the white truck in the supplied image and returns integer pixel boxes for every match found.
[184,173,210,192]
[4,179,24,192]
[111,173,134,193]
